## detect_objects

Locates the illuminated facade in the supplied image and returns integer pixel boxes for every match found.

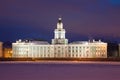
[12,18,107,58]
[0,42,3,57]
[118,44,120,57]
[3,48,12,58]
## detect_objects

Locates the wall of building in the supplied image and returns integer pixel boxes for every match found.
[53,45,68,58]
[118,44,120,57]
[107,43,119,57]
[3,48,12,58]
[68,43,107,58]
[0,42,3,57]
[12,42,107,58]
[12,43,54,58]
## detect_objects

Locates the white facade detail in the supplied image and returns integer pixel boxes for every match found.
[12,18,107,58]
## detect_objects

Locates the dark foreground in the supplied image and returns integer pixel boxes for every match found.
[0,61,120,80]
[0,57,120,61]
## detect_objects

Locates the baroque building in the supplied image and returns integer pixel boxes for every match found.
[12,18,107,58]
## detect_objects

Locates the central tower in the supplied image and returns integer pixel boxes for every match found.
[52,18,68,44]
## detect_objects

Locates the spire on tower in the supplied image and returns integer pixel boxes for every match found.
[57,17,63,29]
[58,17,62,23]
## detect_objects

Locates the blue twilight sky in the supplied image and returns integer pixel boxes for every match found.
[0,0,120,43]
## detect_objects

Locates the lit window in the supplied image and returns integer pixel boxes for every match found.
[76,54,78,57]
